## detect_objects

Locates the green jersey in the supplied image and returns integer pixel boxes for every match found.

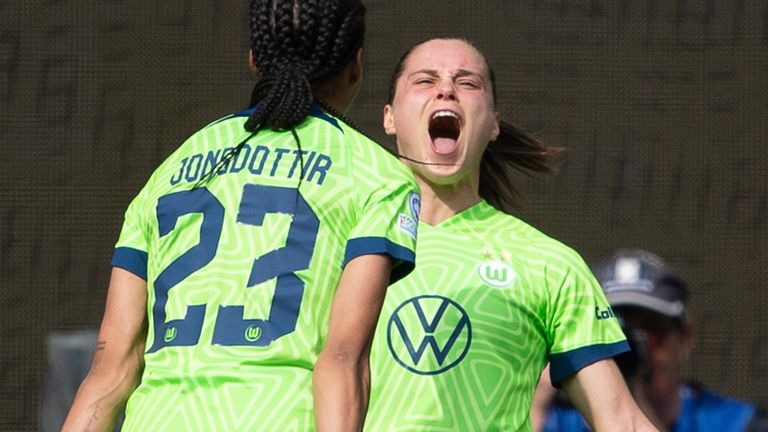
[112,106,420,431]
[365,201,627,432]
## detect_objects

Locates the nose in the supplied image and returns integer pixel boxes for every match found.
[436,79,456,101]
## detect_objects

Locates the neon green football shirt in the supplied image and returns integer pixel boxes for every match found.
[111,106,420,431]
[365,201,627,432]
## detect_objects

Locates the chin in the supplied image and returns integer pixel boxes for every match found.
[419,166,468,187]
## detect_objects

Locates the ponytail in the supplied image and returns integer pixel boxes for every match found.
[479,121,563,211]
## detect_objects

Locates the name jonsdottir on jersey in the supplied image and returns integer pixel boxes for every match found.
[170,144,333,186]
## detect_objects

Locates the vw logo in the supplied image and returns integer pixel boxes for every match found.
[387,295,472,375]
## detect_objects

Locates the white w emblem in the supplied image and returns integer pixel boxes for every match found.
[478,260,515,287]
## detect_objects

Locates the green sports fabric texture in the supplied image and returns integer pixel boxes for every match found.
[111,107,419,431]
[365,200,628,432]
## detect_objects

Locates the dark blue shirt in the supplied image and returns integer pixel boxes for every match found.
[543,382,768,432]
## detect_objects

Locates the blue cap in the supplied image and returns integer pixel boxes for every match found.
[594,249,688,318]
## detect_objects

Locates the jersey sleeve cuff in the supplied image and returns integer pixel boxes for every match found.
[549,340,630,387]
[111,247,148,281]
[343,237,416,285]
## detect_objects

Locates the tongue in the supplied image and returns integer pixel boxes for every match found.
[433,137,458,154]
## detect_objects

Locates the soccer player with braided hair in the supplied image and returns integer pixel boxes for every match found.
[62,1,419,430]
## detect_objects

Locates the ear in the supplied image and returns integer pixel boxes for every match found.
[248,49,260,77]
[383,104,396,136]
[349,47,363,86]
[490,112,500,141]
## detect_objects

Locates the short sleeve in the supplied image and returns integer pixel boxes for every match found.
[111,182,153,281]
[344,143,420,285]
[546,253,629,386]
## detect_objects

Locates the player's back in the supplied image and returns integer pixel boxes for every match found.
[115,107,418,431]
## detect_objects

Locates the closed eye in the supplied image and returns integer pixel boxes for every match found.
[458,80,481,89]
[414,78,436,85]
[408,70,440,86]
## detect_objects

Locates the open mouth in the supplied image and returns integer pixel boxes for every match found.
[428,110,461,154]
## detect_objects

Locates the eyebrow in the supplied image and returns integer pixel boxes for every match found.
[409,68,486,80]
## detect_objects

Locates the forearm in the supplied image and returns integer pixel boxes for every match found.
[313,348,370,432]
[313,254,390,431]
[62,268,147,432]
[564,360,658,432]
[586,395,657,432]
[62,365,139,432]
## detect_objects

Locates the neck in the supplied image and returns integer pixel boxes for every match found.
[316,94,348,115]
[416,174,482,225]
[630,376,668,431]
[650,376,683,429]
[314,68,355,115]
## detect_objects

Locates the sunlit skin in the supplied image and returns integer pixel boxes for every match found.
[384,39,499,224]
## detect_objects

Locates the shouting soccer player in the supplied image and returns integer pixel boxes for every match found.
[364,38,656,432]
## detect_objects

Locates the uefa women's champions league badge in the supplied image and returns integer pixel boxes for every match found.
[408,192,420,221]
[398,192,420,239]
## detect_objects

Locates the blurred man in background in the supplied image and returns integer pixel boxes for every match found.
[535,249,768,432]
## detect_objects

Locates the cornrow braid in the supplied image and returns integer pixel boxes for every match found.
[296,0,320,60]
[312,3,365,83]
[308,0,336,73]
[247,0,365,132]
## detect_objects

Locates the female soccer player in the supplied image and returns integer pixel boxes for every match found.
[364,38,656,431]
[62,1,419,431]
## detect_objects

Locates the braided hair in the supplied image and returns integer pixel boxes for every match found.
[198,0,366,186]
[246,0,365,131]
[387,37,563,212]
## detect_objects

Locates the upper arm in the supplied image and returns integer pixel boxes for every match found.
[92,267,148,375]
[101,181,152,368]
[322,254,392,359]
[346,140,420,285]
[545,249,629,385]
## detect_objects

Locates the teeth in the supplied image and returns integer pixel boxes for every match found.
[432,110,457,120]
